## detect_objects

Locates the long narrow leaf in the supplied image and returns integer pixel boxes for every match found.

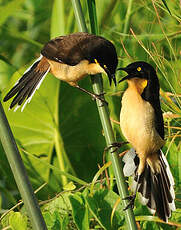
[161,0,172,15]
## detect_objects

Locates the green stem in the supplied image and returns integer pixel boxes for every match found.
[51,0,76,186]
[54,81,68,186]
[71,0,137,229]
[87,0,98,34]
[123,0,133,34]
[71,0,88,32]
[51,0,65,38]
[0,102,47,230]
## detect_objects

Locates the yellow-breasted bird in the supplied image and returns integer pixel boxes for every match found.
[3,32,118,111]
[118,61,175,222]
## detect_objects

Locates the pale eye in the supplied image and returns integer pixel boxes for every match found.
[137,67,142,72]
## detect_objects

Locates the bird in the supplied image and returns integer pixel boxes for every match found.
[117,61,175,222]
[3,32,118,111]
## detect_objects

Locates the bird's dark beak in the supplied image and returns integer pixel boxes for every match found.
[118,75,131,83]
[117,67,131,83]
[104,66,117,86]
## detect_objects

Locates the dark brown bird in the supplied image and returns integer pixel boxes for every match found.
[3,32,118,111]
[118,61,175,222]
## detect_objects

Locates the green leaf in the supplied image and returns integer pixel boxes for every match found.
[1,211,27,230]
[51,0,65,38]
[42,191,72,215]
[171,208,181,223]
[0,60,16,92]
[0,0,26,26]
[69,192,89,230]
[43,211,61,230]
[2,64,65,191]
[164,141,181,190]
[9,212,27,230]
[61,215,70,230]
[42,191,72,229]
[63,181,76,191]
[85,189,124,230]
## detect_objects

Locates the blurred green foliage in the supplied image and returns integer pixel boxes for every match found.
[0,0,180,229]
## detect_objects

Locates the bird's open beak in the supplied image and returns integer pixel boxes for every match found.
[117,67,131,83]
[118,75,131,83]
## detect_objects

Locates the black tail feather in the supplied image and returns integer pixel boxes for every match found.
[3,61,40,102]
[152,172,170,221]
[123,149,175,222]
[138,164,152,202]
[3,56,50,111]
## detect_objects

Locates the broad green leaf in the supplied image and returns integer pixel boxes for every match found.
[2,64,64,193]
[0,60,16,92]
[58,78,106,181]
[85,189,124,229]
[69,192,89,230]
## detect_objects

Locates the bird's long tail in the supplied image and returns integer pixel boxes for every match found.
[123,149,175,222]
[3,55,50,112]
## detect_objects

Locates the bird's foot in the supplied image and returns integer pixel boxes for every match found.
[104,142,129,153]
[123,194,136,210]
[91,92,108,106]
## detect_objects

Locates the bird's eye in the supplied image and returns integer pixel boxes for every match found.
[137,67,142,71]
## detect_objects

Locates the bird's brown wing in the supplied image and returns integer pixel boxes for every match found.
[41,32,97,66]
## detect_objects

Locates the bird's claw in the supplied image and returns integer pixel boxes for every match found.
[123,194,136,211]
[104,142,129,153]
[92,92,108,106]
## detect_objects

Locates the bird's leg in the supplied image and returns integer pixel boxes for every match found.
[74,85,108,106]
[105,141,129,153]
[123,173,141,210]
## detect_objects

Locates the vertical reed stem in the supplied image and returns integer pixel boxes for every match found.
[71,0,137,229]
[0,102,47,230]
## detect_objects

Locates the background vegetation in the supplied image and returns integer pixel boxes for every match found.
[0,0,180,229]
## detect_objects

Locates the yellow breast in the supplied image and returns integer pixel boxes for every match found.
[47,59,105,86]
[120,78,164,156]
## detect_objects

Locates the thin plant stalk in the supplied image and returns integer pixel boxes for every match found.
[0,102,47,230]
[51,0,76,186]
[123,0,133,34]
[71,0,137,229]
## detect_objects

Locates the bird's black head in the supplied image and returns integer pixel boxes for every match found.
[118,61,157,83]
[88,36,118,86]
